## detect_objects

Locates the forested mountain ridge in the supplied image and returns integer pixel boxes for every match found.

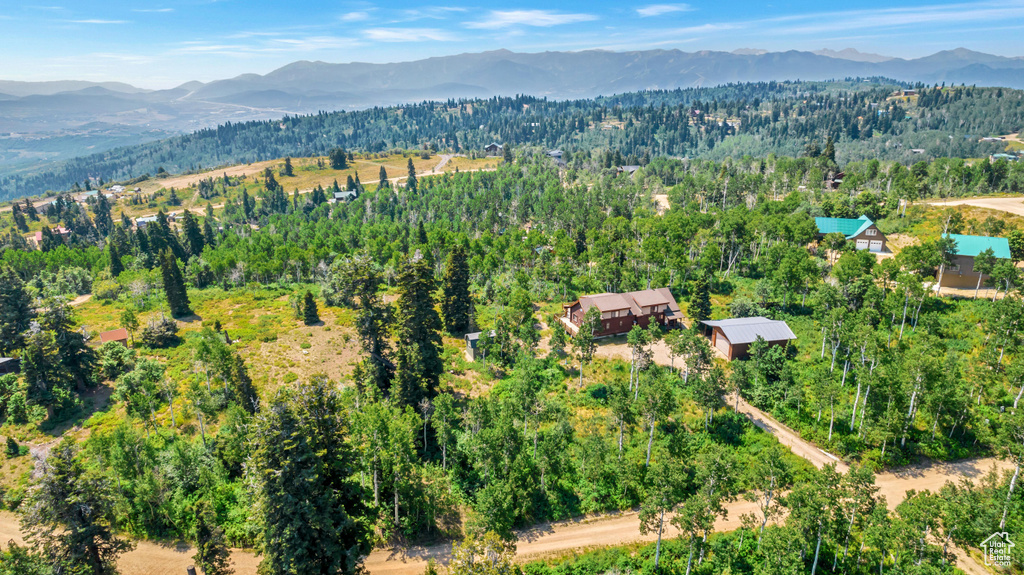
[186,47,1024,103]
[4,47,1023,179]
[3,80,1023,203]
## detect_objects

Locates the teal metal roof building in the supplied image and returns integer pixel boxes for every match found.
[815,215,875,239]
[944,234,1011,259]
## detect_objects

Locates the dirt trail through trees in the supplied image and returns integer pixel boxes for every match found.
[1,455,1007,574]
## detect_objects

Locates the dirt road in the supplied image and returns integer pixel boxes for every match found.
[730,394,848,471]
[595,340,843,470]
[928,196,1024,217]
[1,455,1007,575]
[430,154,464,174]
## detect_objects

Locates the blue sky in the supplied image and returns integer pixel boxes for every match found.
[1,0,1023,88]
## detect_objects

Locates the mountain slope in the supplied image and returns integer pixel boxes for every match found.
[2,47,1023,177]
[186,48,1024,104]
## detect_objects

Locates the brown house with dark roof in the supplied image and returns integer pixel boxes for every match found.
[561,288,683,337]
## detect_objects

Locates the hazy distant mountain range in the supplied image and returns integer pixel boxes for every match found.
[1,47,1022,173]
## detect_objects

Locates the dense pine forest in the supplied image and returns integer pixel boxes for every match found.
[3,79,1023,202]
[0,92,1023,574]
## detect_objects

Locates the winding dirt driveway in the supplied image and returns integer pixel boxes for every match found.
[927,196,1024,217]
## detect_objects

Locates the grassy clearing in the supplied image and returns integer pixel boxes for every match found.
[114,153,498,219]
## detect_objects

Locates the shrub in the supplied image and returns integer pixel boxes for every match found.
[0,374,16,418]
[729,297,766,318]
[587,383,610,402]
[5,391,28,424]
[140,316,180,348]
[92,279,122,301]
[302,291,319,325]
[97,341,137,381]
[6,437,20,458]
[56,266,93,295]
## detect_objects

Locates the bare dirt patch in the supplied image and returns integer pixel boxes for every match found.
[998,132,1022,144]
[884,232,920,256]
[69,294,93,307]
[242,321,361,390]
[653,194,670,214]
[143,161,277,193]
[594,339,679,370]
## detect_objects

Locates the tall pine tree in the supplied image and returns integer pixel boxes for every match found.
[392,256,443,406]
[202,217,217,248]
[405,158,417,193]
[181,210,205,257]
[241,189,254,221]
[21,439,134,575]
[160,249,192,318]
[302,291,319,325]
[24,197,39,221]
[441,244,471,334]
[40,296,95,393]
[248,377,371,575]
[690,270,712,323]
[328,148,348,170]
[93,194,114,236]
[108,240,124,278]
[0,265,34,354]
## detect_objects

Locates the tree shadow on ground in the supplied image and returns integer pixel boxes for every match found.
[38,384,115,440]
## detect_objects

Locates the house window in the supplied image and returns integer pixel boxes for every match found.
[866,229,877,236]
[949,264,961,273]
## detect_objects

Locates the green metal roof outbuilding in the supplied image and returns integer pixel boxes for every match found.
[814,215,875,239]
[943,234,1011,259]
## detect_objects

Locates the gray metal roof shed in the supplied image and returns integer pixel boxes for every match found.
[700,317,796,345]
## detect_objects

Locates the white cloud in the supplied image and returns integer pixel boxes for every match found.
[668,23,741,34]
[341,11,371,22]
[172,35,361,56]
[269,36,362,50]
[228,31,283,39]
[365,27,456,41]
[397,6,467,21]
[636,4,693,17]
[132,8,174,13]
[68,19,128,24]
[465,10,598,29]
[89,52,154,64]
[615,0,1024,49]
[772,2,1024,35]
